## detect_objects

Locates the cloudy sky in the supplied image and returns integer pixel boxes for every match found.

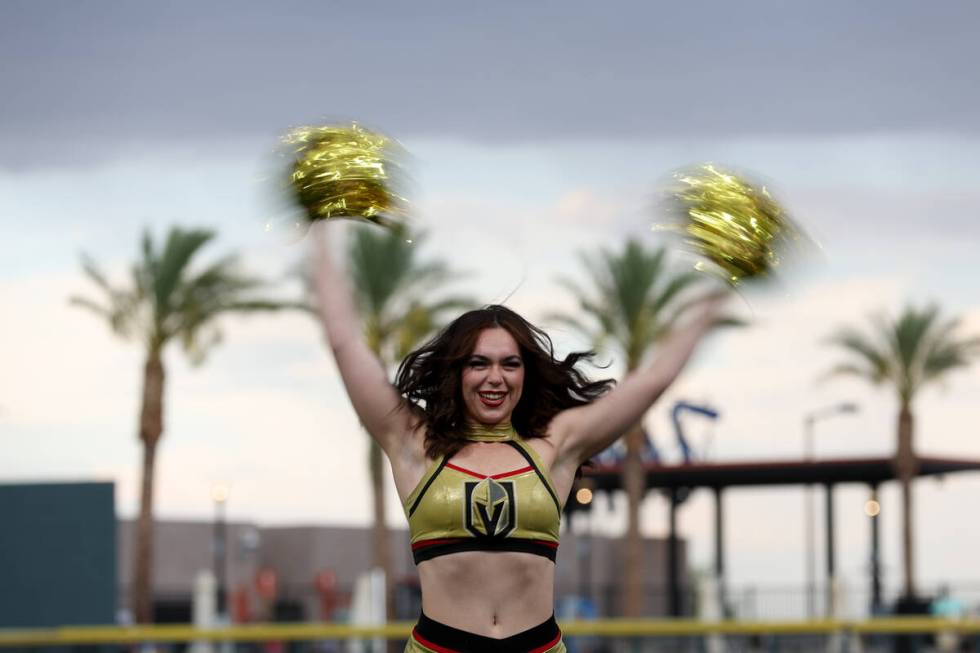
[2,1,979,610]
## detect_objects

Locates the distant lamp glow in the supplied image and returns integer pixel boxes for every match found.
[576,488,593,505]
[212,483,230,504]
[864,499,881,517]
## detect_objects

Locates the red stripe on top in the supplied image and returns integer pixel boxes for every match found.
[444,462,534,479]
[530,633,563,653]
[443,462,486,478]
[491,465,534,479]
[411,538,461,550]
[412,628,459,653]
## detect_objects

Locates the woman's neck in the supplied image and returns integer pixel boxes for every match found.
[463,421,517,442]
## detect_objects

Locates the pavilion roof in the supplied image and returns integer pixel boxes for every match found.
[583,454,980,490]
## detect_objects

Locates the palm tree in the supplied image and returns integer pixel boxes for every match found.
[825,304,980,600]
[551,238,723,616]
[71,226,298,623]
[340,224,471,616]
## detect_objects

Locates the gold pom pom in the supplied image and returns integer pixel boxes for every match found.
[282,123,409,229]
[662,164,807,285]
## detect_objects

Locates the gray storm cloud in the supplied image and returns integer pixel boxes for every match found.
[1,0,979,168]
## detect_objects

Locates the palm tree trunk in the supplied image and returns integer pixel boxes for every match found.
[133,353,165,623]
[894,403,918,599]
[623,423,646,617]
[364,336,396,637]
[369,440,394,623]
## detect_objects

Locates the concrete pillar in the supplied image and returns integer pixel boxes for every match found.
[191,570,216,653]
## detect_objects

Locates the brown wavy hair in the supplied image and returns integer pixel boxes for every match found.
[395,305,614,459]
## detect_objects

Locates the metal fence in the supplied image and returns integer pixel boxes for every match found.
[3,618,980,653]
[172,579,980,623]
[553,581,980,622]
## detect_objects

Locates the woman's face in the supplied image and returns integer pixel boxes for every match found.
[461,327,525,426]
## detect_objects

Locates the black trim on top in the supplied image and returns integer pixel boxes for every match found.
[408,457,450,518]
[415,612,561,653]
[412,538,558,564]
[505,441,561,513]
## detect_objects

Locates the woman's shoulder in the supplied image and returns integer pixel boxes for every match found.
[517,429,559,467]
[534,408,579,446]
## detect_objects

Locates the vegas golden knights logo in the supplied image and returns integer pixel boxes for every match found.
[464,478,517,537]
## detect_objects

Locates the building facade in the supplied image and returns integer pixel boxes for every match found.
[117,518,686,622]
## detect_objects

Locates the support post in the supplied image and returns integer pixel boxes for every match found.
[713,486,726,616]
[668,486,680,617]
[825,483,836,618]
[804,417,816,620]
[213,497,227,618]
[869,484,882,615]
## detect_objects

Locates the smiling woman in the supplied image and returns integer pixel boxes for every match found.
[311,222,727,652]
[462,329,524,424]
[394,306,612,461]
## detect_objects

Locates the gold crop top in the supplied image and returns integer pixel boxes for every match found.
[403,433,562,564]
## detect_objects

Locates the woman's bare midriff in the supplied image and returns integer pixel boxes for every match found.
[417,550,556,637]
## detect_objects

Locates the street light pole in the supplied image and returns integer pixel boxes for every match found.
[803,402,858,619]
[804,415,816,619]
[212,484,229,620]
[574,487,594,604]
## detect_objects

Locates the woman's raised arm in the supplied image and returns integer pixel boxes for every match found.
[550,291,730,466]
[311,223,416,454]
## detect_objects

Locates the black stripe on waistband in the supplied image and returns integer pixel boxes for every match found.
[414,612,560,653]
[412,538,558,564]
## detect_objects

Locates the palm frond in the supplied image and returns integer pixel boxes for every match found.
[890,305,940,376]
[222,299,305,312]
[139,229,156,290]
[348,226,410,315]
[825,327,891,382]
[68,295,113,321]
[180,323,224,367]
[652,270,704,315]
[824,303,980,404]
[79,255,115,295]
[713,315,749,329]
[389,294,476,363]
[71,252,149,340]
[659,292,715,333]
[552,239,719,371]
[130,260,151,303]
[818,362,876,384]
[73,225,299,361]
[402,260,456,293]
[341,225,471,370]
[153,228,216,317]
[922,334,980,384]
